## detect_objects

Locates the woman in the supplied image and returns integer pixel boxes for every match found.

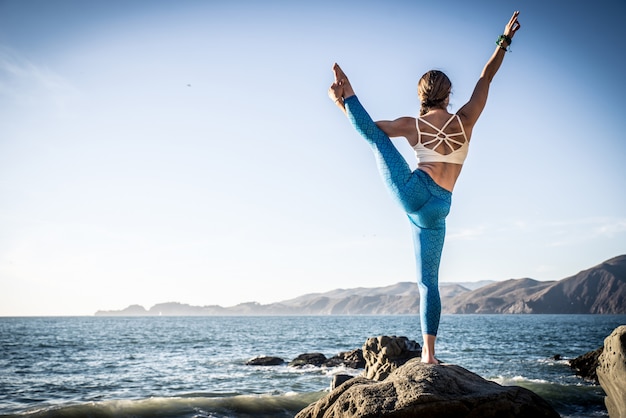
[328,11,521,364]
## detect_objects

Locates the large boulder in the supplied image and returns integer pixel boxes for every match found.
[597,325,626,418]
[362,335,421,381]
[296,359,560,418]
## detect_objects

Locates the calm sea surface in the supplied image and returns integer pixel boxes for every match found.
[1,315,624,417]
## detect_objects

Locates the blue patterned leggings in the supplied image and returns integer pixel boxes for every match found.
[344,96,451,336]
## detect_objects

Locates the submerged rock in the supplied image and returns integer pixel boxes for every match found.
[597,325,626,418]
[296,359,560,418]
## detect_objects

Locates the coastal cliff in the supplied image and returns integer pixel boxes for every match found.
[446,255,626,314]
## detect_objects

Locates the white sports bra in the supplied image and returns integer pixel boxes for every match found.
[412,114,469,165]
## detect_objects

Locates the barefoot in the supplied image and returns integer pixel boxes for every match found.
[421,346,440,365]
[332,63,355,98]
[421,353,440,365]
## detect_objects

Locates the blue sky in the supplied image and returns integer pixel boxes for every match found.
[1,0,624,316]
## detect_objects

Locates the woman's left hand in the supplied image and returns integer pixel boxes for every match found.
[504,11,521,39]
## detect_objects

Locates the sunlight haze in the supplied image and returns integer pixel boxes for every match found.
[1,0,624,315]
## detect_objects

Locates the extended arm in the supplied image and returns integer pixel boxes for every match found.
[458,11,521,127]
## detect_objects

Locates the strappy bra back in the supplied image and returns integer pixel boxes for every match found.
[412,114,469,165]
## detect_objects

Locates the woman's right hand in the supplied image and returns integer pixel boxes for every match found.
[504,11,521,39]
[328,80,343,103]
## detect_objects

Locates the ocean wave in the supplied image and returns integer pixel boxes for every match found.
[3,392,325,418]
[491,375,607,418]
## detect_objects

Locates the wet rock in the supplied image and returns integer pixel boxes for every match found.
[323,348,365,369]
[289,352,327,368]
[245,356,284,366]
[570,346,603,384]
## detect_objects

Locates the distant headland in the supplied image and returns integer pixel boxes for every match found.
[96,255,626,316]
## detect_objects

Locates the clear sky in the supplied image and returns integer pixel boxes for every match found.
[1,0,624,316]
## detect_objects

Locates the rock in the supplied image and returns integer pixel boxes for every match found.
[323,349,365,369]
[289,353,327,368]
[570,346,603,384]
[330,374,353,390]
[296,359,560,418]
[597,325,626,418]
[245,356,284,366]
[362,335,421,381]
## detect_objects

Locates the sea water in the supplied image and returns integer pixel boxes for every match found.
[1,315,624,417]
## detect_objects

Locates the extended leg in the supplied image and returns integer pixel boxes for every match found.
[344,96,414,206]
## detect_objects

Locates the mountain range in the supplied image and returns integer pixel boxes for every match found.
[95,255,626,316]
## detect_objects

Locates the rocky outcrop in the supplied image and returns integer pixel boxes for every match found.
[245,356,284,366]
[598,325,626,418]
[245,349,365,370]
[288,350,366,369]
[297,335,559,418]
[296,359,560,418]
[289,353,328,368]
[570,346,603,383]
[362,336,421,381]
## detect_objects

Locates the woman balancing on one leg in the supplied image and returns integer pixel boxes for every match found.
[329,11,521,364]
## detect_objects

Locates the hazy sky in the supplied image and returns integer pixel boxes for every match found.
[1,0,624,316]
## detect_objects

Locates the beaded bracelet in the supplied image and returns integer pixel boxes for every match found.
[496,34,512,52]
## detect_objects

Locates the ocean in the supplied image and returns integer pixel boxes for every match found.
[1,315,624,418]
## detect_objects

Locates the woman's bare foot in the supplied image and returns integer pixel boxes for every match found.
[421,334,440,365]
[332,63,355,98]
[421,348,440,365]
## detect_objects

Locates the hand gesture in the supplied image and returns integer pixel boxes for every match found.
[504,11,521,40]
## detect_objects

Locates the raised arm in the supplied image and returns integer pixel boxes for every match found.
[458,11,521,128]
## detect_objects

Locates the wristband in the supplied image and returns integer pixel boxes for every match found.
[496,34,512,52]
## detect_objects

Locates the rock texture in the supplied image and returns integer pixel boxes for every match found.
[362,336,421,381]
[597,325,626,418]
[296,359,560,418]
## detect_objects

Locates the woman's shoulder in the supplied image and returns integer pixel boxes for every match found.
[396,116,417,126]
